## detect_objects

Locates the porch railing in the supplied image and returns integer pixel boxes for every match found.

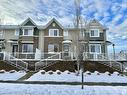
[35,52,62,71]
[83,52,125,72]
[3,52,28,71]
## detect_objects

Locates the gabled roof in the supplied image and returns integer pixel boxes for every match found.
[20,17,37,26]
[44,18,63,29]
[86,19,108,30]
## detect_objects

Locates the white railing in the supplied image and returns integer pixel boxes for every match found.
[10,52,35,59]
[109,53,127,61]
[35,52,62,71]
[83,52,124,72]
[83,52,108,61]
[3,52,28,71]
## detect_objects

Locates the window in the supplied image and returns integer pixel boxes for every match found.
[23,29,33,36]
[64,45,69,52]
[90,29,99,37]
[15,29,19,36]
[63,44,70,56]
[0,30,3,37]
[22,44,33,53]
[80,30,85,37]
[48,44,59,53]
[90,44,101,53]
[63,30,68,37]
[49,29,59,36]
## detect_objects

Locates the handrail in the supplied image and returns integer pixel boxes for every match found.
[83,52,124,72]
[4,52,28,71]
[35,52,62,71]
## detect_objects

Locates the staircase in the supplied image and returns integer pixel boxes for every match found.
[35,52,62,71]
[83,52,125,73]
[3,52,28,71]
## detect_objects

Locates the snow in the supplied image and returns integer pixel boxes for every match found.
[0,83,127,95]
[0,71,26,80]
[27,70,127,83]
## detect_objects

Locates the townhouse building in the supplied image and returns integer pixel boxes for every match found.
[0,18,126,71]
[0,18,109,59]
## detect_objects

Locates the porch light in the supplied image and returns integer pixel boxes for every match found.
[112,43,115,60]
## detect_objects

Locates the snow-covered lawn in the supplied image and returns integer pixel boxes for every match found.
[27,70,127,83]
[0,71,26,80]
[0,83,127,95]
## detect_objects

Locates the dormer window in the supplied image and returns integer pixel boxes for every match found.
[23,28,33,36]
[49,29,59,37]
[90,29,99,37]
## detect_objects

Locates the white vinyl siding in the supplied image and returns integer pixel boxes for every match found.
[90,29,99,37]
[89,44,101,53]
[23,28,33,36]
[79,30,85,37]
[0,30,3,37]
[22,44,33,53]
[63,30,68,37]
[15,29,19,36]
[49,29,59,36]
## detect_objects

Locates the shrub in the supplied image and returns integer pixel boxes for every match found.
[113,72,120,76]
[94,71,100,75]
[64,70,70,74]
[0,70,6,73]
[105,71,111,76]
[9,70,17,73]
[85,71,91,75]
[18,70,25,73]
[56,70,61,75]
[48,71,53,75]
[41,70,46,74]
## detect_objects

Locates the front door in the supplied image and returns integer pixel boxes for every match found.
[89,44,101,60]
[12,45,18,57]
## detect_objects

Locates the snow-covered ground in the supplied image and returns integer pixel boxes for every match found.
[0,71,26,80]
[27,70,127,83]
[0,83,127,95]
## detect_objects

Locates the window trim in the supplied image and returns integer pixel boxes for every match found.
[49,29,59,37]
[90,29,100,37]
[22,44,33,53]
[22,28,33,36]
[89,44,101,53]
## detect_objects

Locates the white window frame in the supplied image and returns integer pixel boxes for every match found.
[22,44,33,53]
[63,30,68,37]
[90,29,99,37]
[22,28,33,36]
[49,29,59,37]
[63,44,70,57]
[89,44,101,53]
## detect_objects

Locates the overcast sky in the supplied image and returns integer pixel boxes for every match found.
[0,0,127,53]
